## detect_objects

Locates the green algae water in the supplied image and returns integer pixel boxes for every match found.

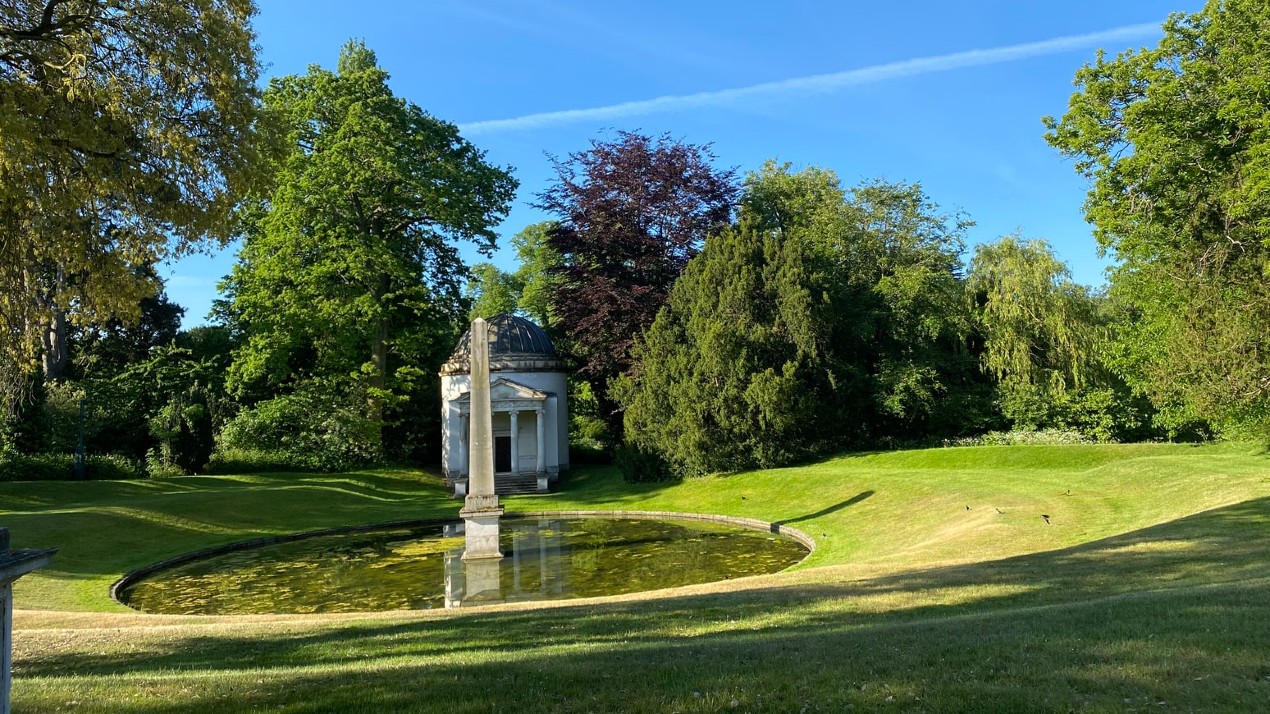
[119,517,808,614]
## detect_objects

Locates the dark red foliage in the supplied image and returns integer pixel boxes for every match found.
[536,131,737,427]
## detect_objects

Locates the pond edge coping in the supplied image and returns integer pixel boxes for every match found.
[107,511,816,609]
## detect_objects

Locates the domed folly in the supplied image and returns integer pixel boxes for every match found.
[439,314,569,495]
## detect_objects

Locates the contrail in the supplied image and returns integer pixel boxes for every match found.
[459,21,1162,136]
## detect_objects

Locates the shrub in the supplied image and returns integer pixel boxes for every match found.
[88,453,148,480]
[998,383,1150,443]
[204,448,321,474]
[945,429,1096,447]
[214,385,383,473]
[145,449,187,478]
[0,452,146,482]
[614,443,675,483]
[569,443,613,465]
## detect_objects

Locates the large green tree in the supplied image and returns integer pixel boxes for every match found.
[743,164,983,438]
[0,0,269,409]
[462,222,565,327]
[221,41,516,457]
[464,263,521,320]
[1044,0,1270,438]
[619,164,982,477]
[617,213,839,476]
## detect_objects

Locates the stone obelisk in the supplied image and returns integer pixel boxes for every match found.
[459,317,504,560]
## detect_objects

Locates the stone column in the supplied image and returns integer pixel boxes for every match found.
[459,318,503,560]
[1,575,9,714]
[535,407,546,475]
[1,528,56,714]
[458,414,469,477]
[509,410,520,477]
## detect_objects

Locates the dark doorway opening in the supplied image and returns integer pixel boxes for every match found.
[494,436,512,473]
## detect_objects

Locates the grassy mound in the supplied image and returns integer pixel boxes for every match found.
[4,443,1268,712]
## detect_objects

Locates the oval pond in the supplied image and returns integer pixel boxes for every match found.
[118,516,809,614]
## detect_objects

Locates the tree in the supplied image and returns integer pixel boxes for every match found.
[221,40,516,455]
[616,214,838,476]
[465,263,521,320]
[1044,0,1270,438]
[510,221,564,329]
[967,236,1102,397]
[68,271,186,379]
[618,164,982,477]
[840,179,981,437]
[0,0,269,410]
[464,222,566,325]
[966,235,1150,440]
[743,163,984,439]
[537,131,737,431]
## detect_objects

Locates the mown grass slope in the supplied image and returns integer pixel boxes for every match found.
[5,443,1269,712]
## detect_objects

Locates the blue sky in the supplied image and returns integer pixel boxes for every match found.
[164,0,1204,325]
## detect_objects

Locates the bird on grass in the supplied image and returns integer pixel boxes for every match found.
[1041,514,1051,524]
[995,508,1003,514]
[965,505,971,510]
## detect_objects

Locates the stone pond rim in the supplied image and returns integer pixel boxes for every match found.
[108,511,816,609]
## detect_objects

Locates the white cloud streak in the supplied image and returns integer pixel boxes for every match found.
[460,22,1162,136]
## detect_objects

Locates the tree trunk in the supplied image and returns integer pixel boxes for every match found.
[40,309,68,381]
[40,267,69,382]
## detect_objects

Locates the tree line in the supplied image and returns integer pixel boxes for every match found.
[1,0,1266,480]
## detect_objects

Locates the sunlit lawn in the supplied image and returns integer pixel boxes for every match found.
[4,443,1269,712]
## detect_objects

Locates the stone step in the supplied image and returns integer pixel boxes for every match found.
[495,473,544,495]
[449,473,551,497]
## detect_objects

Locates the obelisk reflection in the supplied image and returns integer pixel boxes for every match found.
[443,519,571,608]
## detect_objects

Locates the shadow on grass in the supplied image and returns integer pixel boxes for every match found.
[774,490,873,526]
[14,497,1270,712]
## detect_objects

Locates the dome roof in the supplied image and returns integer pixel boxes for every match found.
[440,314,566,375]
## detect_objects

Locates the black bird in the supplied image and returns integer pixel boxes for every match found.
[1041,514,1051,524]
[965,505,971,510]
[1065,489,1071,496]
[995,508,1003,514]
[741,496,747,501]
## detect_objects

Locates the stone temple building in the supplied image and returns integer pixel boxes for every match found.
[440,314,569,496]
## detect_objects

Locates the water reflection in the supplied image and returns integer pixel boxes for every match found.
[444,518,570,607]
[120,517,808,615]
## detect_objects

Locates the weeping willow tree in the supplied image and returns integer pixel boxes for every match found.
[968,236,1101,389]
[966,235,1142,438]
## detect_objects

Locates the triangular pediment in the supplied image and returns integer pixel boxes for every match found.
[456,378,548,404]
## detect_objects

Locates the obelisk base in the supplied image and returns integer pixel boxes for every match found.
[459,502,504,560]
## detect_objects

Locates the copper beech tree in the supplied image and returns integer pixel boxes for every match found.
[536,131,738,433]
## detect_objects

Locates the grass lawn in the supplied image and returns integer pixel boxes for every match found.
[4,443,1269,712]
